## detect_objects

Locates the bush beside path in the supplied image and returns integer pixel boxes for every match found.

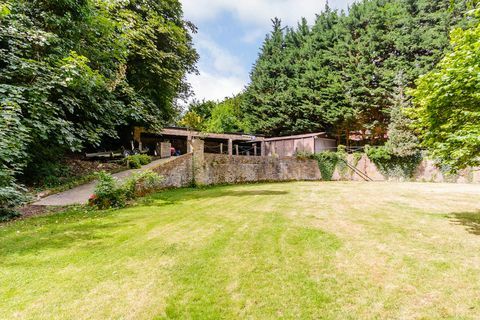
[33,158,173,206]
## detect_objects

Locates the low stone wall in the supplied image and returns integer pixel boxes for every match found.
[333,154,480,183]
[149,139,321,188]
[152,153,193,188]
[151,144,478,186]
[199,153,321,185]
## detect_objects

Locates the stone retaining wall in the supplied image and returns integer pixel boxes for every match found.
[151,139,321,188]
[199,153,321,185]
[152,153,193,188]
[151,143,478,186]
[333,154,480,183]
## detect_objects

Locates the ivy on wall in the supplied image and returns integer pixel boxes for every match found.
[365,146,422,180]
[297,150,344,181]
[298,144,424,182]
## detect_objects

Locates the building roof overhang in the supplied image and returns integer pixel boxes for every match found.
[263,132,334,142]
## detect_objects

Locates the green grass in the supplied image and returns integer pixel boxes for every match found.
[1,182,480,319]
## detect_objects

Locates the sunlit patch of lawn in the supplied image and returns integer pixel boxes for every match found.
[1,182,480,319]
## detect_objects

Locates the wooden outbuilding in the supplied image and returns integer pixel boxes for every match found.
[133,127,265,156]
[133,127,336,158]
[264,132,336,157]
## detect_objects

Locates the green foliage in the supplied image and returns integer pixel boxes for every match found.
[189,100,217,120]
[124,154,151,169]
[294,151,313,160]
[334,145,350,179]
[205,95,249,133]
[243,1,468,141]
[310,152,343,181]
[409,8,480,170]
[352,152,363,166]
[0,0,197,199]
[385,72,420,157]
[0,103,30,219]
[178,111,205,131]
[297,146,361,181]
[0,104,30,175]
[123,170,164,199]
[90,171,126,209]
[179,94,249,133]
[0,170,28,221]
[123,0,198,123]
[28,162,71,188]
[179,100,218,131]
[387,104,420,157]
[90,170,163,209]
[21,145,69,186]
[365,145,422,179]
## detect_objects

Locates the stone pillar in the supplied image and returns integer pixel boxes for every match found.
[192,139,206,185]
[253,143,257,156]
[220,143,223,154]
[160,142,171,158]
[187,135,193,153]
[261,141,266,156]
[228,139,233,155]
[235,145,239,156]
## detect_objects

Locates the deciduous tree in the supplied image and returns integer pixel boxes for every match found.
[409,8,480,169]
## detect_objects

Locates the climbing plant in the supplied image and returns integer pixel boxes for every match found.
[365,145,422,180]
[310,152,343,181]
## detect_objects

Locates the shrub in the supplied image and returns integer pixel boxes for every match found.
[0,170,29,221]
[138,154,152,165]
[124,154,152,169]
[123,170,164,199]
[89,171,125,209]
[89,170,164,209]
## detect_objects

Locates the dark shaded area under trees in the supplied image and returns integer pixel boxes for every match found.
[0,0,198,217]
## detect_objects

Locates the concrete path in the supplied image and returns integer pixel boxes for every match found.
[34,158,175,206]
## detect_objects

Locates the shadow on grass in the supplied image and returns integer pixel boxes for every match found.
[0,209,136,259]
[449,211,480,235]
[1,187,289,258]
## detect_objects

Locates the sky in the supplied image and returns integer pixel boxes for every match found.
[180,0,354,103]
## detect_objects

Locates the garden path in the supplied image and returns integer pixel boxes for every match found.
[33,158,174,206]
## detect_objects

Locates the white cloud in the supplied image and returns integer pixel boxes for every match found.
[182,0,356,29]
[187,71,247,102]
[241,28,266,44]
[195,35,245,76]
[188,33,249,101]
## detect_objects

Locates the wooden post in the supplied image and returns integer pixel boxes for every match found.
[220,143,223,154]
[235,145,239,156]
[253,143,257,156]
[228,139,233,155]
[261,141,265,156]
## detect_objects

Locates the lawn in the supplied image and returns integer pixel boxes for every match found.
[1,182,480,319]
